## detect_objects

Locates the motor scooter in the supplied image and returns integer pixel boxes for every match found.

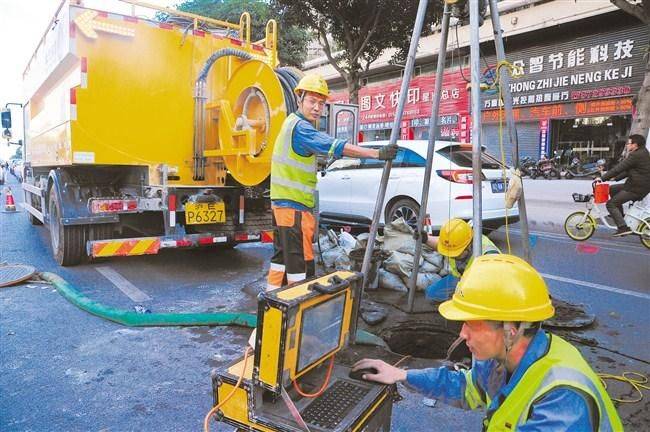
[564,157,605,179]
[520,156,537,178]
[531,155,560,179]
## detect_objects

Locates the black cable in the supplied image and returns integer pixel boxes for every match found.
[455,22,471,84]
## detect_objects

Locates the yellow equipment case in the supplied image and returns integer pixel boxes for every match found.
[211,271,394,431]
[18,0,303,265]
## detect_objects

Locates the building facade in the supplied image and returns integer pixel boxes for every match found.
[307,1,646,166]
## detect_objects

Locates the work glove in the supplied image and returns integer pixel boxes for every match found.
[378,145,398,161]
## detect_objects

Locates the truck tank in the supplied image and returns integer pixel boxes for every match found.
[21,0,304,265]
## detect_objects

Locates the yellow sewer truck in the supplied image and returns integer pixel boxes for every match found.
[19,0,303,265]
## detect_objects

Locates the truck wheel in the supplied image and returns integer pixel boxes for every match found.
[48,187,86,266]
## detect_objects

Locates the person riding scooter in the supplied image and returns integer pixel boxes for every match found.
[420,218,500,300]
[596,134,650,236]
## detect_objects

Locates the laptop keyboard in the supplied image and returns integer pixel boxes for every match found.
[301,380,371,430]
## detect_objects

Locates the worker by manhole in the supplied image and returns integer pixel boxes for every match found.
[380,322,470,362]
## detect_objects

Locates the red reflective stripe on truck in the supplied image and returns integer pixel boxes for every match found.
[168,194,176,211]
[80,57,87,73]
[123,16,138,23]
[159,23,173,30]
[70,88,77,104]
[193,30,206,37]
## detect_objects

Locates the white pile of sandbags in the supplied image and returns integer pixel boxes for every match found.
[316,218,449,293]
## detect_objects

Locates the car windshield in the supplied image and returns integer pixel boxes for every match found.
[436,145,504,169]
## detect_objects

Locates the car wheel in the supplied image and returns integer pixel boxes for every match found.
[385,198,420,229]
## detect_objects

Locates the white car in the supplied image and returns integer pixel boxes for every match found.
[318,140,519,231]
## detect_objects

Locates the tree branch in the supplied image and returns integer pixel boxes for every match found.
[610,0,650,23]
[351,6,382,65]
[318,23,348,81]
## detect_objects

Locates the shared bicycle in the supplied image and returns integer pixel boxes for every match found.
[564,181,650,249]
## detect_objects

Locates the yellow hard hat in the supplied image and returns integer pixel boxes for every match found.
[294,74,329,98]
[439,254,555,322]
[437,218,472,257]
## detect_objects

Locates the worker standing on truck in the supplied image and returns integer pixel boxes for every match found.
[421,218,500,300]
[267,74,397,291]
[352,254,623,431]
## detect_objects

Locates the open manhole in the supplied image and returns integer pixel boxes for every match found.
[380,322,471,361]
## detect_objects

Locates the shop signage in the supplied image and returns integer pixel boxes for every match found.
[539,120,549,158]
[482,24,647,109]
[482,97,633,123]
[329,69,469,125]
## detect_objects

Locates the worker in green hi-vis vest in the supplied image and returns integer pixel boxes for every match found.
[422,218,500,301]
[267,74,397,292]
[352,254,623,431]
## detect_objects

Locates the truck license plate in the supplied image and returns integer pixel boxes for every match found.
[185,202,226,225]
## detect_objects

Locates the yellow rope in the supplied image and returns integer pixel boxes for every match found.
[598,372,649,404]
[493,60,520,254]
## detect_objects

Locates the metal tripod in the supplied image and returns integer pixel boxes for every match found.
[352,0,533,331]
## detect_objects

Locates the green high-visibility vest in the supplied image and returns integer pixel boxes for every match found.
[449,235,500,277]
[270,113,317,208]
[463,334,623,431]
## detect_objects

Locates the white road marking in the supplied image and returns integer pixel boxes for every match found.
[540,272,650,300]
[95,266,151,302]
[503,228,650,256]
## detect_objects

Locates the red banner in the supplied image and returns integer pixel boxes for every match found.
[329,69,470,125]
[481,96,633,123]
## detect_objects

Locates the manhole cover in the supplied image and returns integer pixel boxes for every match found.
[0,265,37,287]
[380,322,470,361]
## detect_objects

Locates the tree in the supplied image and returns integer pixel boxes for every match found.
[272,0,441,104]
[611,0,650,136]
[174,0,310,67]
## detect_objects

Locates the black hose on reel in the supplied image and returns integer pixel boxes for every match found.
[274,67,302,114]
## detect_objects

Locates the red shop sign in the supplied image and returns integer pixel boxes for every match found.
[329,69,470,124]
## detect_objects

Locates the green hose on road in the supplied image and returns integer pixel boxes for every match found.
[39,272,388,347]
[40,272,257,328]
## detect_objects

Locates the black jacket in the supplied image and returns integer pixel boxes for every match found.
[602,146,650,195]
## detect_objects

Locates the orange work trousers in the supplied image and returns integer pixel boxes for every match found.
[267,206,315,291]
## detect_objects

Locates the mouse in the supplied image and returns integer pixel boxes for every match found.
[348,367,378,381]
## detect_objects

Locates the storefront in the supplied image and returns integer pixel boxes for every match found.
[328,69,470,145]
[480,22,648,165]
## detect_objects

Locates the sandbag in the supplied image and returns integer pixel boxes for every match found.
[378,269,408,292]
[334,253,352,271]
[382,217,414,252]
[419,259,441,274]
[321,246,347,268]
[422,250,444,269]
[400,272,442,291]
[318,234,336,253]
[505,169,522,209]
[338,231,358,254]
[383,250,422,278]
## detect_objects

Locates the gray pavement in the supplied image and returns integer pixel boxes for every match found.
[1,175,649,431]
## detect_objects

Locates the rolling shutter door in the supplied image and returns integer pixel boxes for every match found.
[482,122,539,165]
